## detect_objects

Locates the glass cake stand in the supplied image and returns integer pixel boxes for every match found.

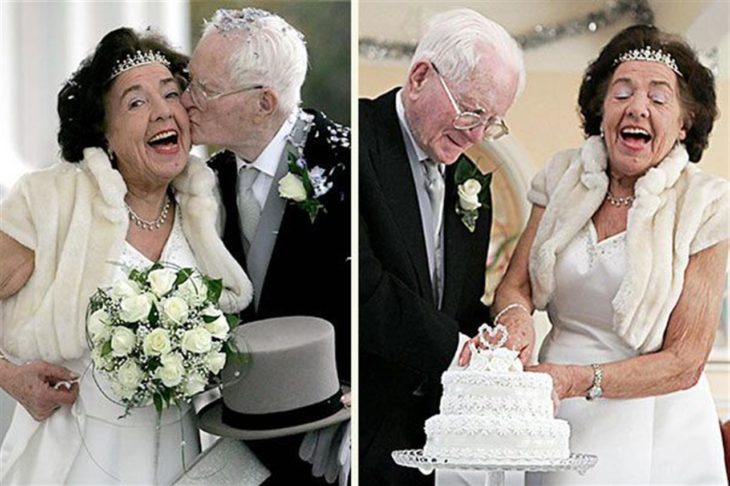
[392,449,598,486]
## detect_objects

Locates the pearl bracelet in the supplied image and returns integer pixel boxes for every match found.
[493,303,530,325]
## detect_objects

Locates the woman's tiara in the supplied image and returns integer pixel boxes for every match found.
[110,50,171,80]
[613,46,683,78]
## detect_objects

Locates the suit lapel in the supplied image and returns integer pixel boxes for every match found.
[247,113,313,310]
[372,92,433,302]
[210,151,248,272]
[442,163,468,315]
[246,149,289,310]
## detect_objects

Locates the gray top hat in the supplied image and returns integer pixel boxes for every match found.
[198,316,350,440]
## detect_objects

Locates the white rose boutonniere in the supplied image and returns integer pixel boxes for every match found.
[454,156,492,233]
[278,153,342,224]
[278,172,308,202]
[458,179,482,211]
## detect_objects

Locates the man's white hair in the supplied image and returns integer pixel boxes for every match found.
[411,8,526,97]
[203,8,308,115]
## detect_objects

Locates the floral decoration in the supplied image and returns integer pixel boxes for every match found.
[87,264,247,417]
[454,156,492,232]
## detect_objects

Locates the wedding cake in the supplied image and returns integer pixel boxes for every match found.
[423,325,570,461]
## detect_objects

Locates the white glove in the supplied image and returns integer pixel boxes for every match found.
[299,393,351,484]
[336,420,351,486]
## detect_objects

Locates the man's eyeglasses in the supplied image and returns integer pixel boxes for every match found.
[431,63,509,140]
[186,77,264,111]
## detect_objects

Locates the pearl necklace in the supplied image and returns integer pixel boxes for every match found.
[605,191,635,207]
[126,196,171,231]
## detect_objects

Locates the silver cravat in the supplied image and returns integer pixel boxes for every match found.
[423,159,444,306]
[237,165,261,250]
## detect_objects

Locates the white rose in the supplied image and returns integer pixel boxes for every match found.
[183,373,208,397]
[88,309,112,343]
[91,346,113,371]
[181,327,212,354]
[111,326,137,357]
[116,359,143,395]
[157,352,185,387]
[278,173,307,202]
[162,297,189,325]
[491,347,523,372]
[119,295,152,323]
[205,351,227,374]
[486,354,513,373]
[111,380,135,400]
[458,179,482,211]
[111,279,141,300]
[143,328,172,356]
[148,268,176,297]
[204,313,230,340]
[178,275,207,305]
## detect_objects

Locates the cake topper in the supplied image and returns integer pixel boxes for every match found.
[467,323,523,372]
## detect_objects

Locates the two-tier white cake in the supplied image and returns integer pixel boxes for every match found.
[423,325,570,461]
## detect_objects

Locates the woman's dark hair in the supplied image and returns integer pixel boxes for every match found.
[57,27,189,163]
[578,24,717,162]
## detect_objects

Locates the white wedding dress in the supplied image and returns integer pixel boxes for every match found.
[531,222,726,485]
[0,212,201,485]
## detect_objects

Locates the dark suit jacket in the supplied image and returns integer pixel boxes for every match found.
[359,89,492,485]
[208,109,351,382]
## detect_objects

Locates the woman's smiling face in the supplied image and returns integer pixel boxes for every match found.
[601,60,687,179]
[104,63,191,191]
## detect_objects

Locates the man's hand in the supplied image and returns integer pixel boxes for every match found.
[459,309,535,367]
[0,360,79,421]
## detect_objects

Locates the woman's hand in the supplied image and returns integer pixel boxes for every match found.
[527,362,589,403]
[0,360,79,421]
[499,307,535,365]
[457,310,535,367]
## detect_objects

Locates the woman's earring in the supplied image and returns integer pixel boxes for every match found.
[105,146,117,165]
[599,126,605,138]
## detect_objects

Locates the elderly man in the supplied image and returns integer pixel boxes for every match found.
[182,8,350,486]
[359,8,525,485]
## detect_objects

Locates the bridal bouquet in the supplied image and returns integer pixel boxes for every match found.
[86,264,246,417]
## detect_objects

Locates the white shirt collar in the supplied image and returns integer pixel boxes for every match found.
[395,89,429,163]
[235,111,297,177]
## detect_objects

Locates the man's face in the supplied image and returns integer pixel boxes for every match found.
[404,52,519,165]
[182,32,258,148]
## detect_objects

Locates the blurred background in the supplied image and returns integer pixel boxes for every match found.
[360,0,729,417]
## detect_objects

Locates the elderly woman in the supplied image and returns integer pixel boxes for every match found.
[463,25,728,484]
[0,28,252,484]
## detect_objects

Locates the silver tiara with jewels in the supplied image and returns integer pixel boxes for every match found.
[614,46,683,78]
[110,50,171,80]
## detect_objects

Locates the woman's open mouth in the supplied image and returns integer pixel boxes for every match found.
[147,129,180,155]
[619,126,652,151]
